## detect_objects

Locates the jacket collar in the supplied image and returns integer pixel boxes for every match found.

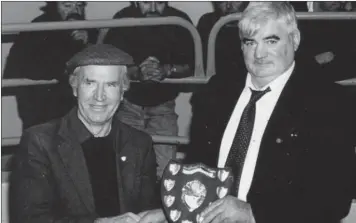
[56,107,132,214]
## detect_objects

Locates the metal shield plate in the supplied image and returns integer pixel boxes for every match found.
[161,160,234,223]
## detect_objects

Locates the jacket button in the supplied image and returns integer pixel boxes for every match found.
[276,138,283,144]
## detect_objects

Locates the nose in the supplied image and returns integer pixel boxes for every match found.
[94,84,106,102]
[149,2,157,12]
[254,43,268,59]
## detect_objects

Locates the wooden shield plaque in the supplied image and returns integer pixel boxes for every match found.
[161,160,234,223]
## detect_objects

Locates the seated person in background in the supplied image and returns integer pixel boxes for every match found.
[3,1,98,130]
[297,1,356,82]
[104,1,194,179]
[197,1,249,77]
[9,44,166,223]
[187,2,355,223]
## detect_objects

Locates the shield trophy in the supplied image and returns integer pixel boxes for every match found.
[161,160,234,223]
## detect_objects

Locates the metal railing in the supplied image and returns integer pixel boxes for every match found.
[2,13,356,146]
[1,17,208,88]
[2,17,206,145]
[206,12,356,87]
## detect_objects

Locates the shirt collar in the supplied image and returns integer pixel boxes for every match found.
[245,61,295,92]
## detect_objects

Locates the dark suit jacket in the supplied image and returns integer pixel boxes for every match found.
[187,63,355,223]
[9,108,159,223]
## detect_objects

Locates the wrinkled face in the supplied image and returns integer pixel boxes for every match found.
[137,1,167,17]
[56,1,86,21]
[73,65,124,127]
[217,1,247,15]
[241,19,299,84]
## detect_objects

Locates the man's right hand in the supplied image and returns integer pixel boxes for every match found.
[139,56,167,82]
[95,212,141,223]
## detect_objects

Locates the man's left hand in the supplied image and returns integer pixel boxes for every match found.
[198,196,255,223]
[138,209,168,223]
[71,30,89,44]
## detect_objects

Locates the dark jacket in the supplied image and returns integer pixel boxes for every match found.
[3,13,98,129]
[9,108,159,223]
[104,5,194,106]
[187,63,356,223]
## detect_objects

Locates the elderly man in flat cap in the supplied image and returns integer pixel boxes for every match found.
[9,44,167,223]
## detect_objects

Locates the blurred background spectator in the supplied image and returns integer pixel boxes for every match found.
[103,1,194,179]
[3,1,98,130]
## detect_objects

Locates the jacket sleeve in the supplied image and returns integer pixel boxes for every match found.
[9,130,97,223]
[138,134,161,211]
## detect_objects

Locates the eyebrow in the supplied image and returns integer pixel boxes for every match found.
[242,35,281,43]
[242,37,254,43]
[263,35,280,41]
[107,81,119,85]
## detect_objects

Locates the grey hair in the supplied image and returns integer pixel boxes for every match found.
[238,2,298,38]
[69,65,130,92]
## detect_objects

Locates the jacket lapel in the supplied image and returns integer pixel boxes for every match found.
[56,117,95,213]
[112,119,132,214]
[248,65,310,199]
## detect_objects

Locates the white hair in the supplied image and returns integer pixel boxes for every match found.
[238,2,299,38]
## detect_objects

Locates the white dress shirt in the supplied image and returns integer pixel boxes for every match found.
[218,62,295,202]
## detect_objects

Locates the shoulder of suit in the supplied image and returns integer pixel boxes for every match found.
[112,6,138,19]
[25,118,61,138]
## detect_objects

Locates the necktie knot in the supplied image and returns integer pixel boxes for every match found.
[249,87,271,104]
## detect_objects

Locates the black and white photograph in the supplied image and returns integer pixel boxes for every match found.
[1,1,356,223]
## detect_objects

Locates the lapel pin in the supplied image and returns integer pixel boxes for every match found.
[121,156,127,161]
[276,138,283,144]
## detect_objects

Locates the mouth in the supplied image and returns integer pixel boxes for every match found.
[254,61,272,65]
[66,13,83,21]
[90,105,107,111]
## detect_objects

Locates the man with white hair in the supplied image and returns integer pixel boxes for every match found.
[187,2,355,223]
[10,44,167,223]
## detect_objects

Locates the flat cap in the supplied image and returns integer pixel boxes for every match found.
[65,44,134,74]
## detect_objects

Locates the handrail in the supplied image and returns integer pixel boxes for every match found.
[1,135,190,146]
[206,12,356,85]
[1,17,202,145]
[1,77,210,88]
[1,79,58,87]
[1,17,205,84]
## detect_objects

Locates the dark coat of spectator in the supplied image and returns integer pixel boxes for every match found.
[104,4,194,107]
[3,2,98,130]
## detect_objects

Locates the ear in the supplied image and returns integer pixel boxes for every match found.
[72,87,78,97]
[291,29,301,52]
[120,91,124,101]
